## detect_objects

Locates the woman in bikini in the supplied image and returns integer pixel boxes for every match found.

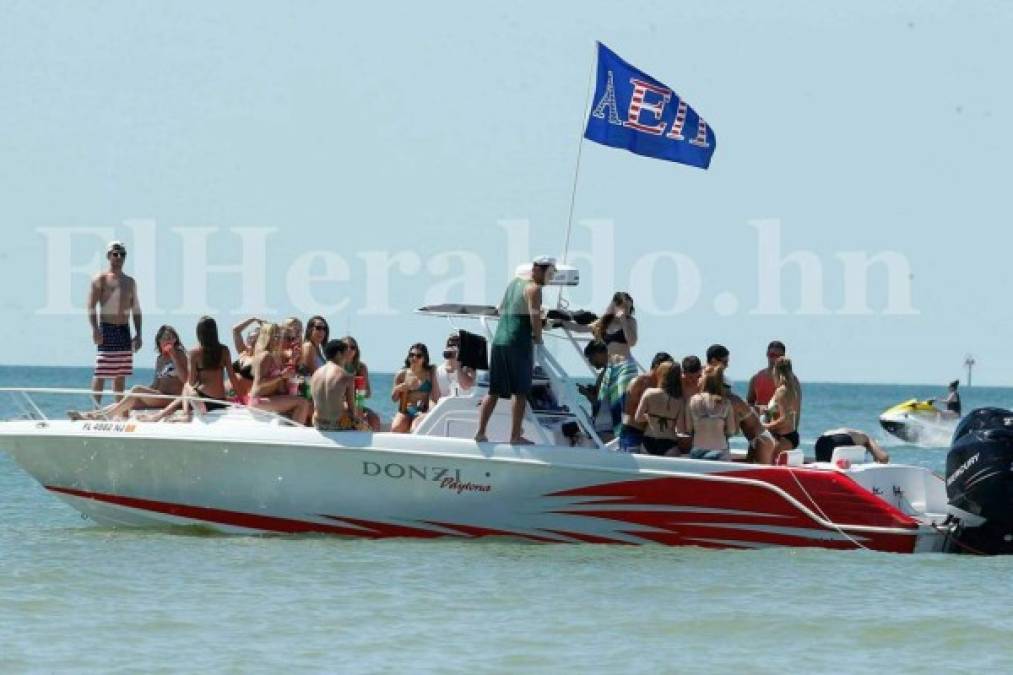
[589,292,639,437]
[144,318,241,421]
[280,317,304,372]
[299,316,329,375]
[390,343,441,433]
[342,335,382,431]
[763,357,802,461]
[72,325,189,420]
[686,365,738,461]
[230,316,264,400]
[187,316,242,413]
[634,361,687,456]
[248,322,312,425]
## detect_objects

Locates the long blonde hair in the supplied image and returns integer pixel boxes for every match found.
[254,323,280,357]
[773,357,799,399]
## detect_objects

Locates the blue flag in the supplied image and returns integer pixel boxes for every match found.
[584,42,716,169]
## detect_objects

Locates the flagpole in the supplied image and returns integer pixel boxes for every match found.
[557,44,597,314]
[560,43,597,267]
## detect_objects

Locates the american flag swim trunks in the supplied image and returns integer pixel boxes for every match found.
[94,322,134,377]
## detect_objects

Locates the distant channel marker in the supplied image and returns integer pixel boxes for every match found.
[713,292,739,317]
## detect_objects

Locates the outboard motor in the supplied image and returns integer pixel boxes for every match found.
[945,408,1013,554]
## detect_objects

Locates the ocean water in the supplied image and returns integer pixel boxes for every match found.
[2,365,1013,673]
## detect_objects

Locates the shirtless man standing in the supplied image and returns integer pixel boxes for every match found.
[87,241,142,405]
[310,340,358,430]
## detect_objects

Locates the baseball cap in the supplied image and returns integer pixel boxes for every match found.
[532,255,557,268]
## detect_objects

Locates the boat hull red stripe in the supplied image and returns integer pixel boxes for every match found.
[547,472,918,530]
[46,486,452,538]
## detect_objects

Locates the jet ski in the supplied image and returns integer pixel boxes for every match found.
[879,398,959,445]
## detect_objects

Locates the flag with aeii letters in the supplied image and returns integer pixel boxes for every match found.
[584,42,716,169]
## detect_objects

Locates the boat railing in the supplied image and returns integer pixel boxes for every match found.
[0,387,304,427]
[534,344,606,448]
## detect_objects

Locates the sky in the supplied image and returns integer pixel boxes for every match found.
[0,0,1009,385]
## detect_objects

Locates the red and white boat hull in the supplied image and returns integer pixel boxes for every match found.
[0,419,947,553]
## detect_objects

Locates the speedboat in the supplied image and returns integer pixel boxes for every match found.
[879,399,959,446]
[0,393,954,552]
[0,271,1000,554]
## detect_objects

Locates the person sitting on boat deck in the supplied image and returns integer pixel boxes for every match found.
[87,240,142,405]
[391,343,441,433]
[71,324,189,421]
[436,333,476,397]
[686,365,737,461]
[747,340,785,414]
[578,340,614,442]
[143,316,243,421]
[936,380,962,418]
[246,322,312,425]
[189,316,243,412]
[281,317,304,372]
[474,256,555,444]
[634,361,688,456]
[299,315,329,376]
[731,393,777,464]
[815,428,890,464]
[341,335,382,431]
[619,351,674,453]
[702,344,776,461]
[762,357,802,461]
[310,339,364,430]
[680,355,702,399]
[703,347,778,463]
[592,292,639,438]
[230,316,264,400]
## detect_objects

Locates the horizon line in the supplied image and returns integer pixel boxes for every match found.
[0,362,993,390]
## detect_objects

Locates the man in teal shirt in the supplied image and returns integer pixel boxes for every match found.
[475,256,555,444]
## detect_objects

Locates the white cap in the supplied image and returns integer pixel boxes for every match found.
[107,240,127,254]
[532,255,557,267]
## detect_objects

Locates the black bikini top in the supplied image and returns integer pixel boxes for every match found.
[233,359,254,380]
[604,329,628,345]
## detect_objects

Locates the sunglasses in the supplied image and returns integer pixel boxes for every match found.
[311,324,327,331]
[767,352,784,359]
[109,251,124,258]
[409,352,424,359]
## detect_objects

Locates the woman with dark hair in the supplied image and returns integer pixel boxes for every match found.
[187,316,242,414]
[299,316,329,375]
[390,343,441,433]
[592,292,640,437]
[72,325,189,420]
[634,361,687,456]
[342,335,381,431]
